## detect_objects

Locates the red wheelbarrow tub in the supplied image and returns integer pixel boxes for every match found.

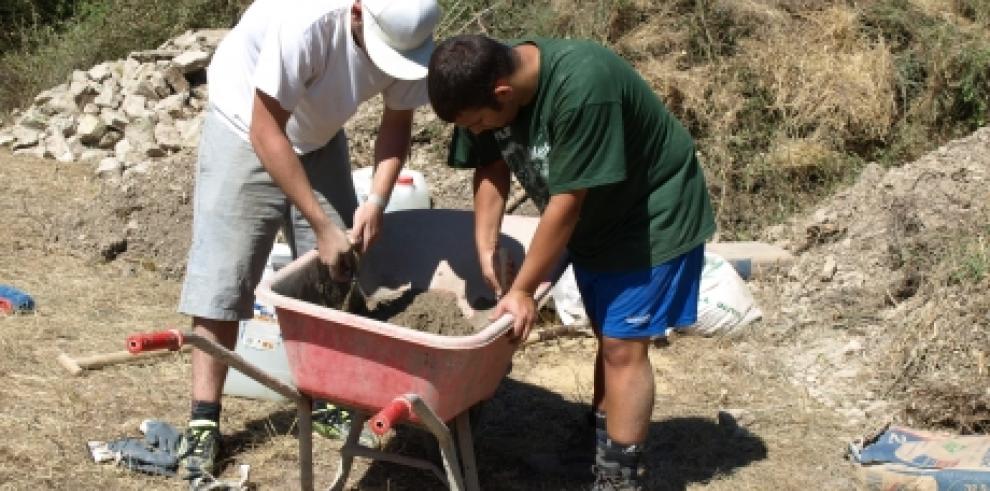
[255,209,551,425]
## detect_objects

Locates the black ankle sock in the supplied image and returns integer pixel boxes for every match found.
[594,410,607,430]
[601,439,642,468]
[191,400,221,424]
[593,410,607,445]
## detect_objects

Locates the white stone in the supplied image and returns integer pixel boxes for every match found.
[195,29,228,50]
[11,127,41,149]
[88,63,113,82]
[33,89,55,105]
[0,130,14,147]
[77,114,108,144]
[191,85,208,100]
[125,115,163,158]
[124,160,151,178]
[71,69,89,84]
[122,94,149,119]
[80,148,110,162]
[114,139,132,161]
[16,108,49,130]
[162,65,190,94]
[122,57,141,81]
[44,132,75,162]
[100,108,129,130]
[135,70,170,100]
[82,103,100,114]
[69,79,98,105]
[820,256,838,282]
[96,157,124,179]
[171,30,198,49]
[93,80,118,108]
[13,145,45,158]
[176,114,203,148]
[44,90,79,115]
[154,121,182,151]
[67,135,86,159]
[48,113,76,137]
[842,339,864,355]
[172,50,211,73]
[155,94,187,117]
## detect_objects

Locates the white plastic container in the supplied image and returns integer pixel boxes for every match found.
[268,242,293,271]
[223,318,294,402]
[352,167,431,213]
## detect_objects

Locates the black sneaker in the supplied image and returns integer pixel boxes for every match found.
[177,419,220,479]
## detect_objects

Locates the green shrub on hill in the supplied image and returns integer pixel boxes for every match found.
[0,0,248,112]
[1,0,988,240]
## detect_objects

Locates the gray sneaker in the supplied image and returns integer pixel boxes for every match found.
[591,461,644,491]
[177,419,220,479]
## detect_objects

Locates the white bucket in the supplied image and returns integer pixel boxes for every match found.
[352,167,431,213]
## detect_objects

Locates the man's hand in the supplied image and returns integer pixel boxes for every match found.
[349,199,384,253]
[317,224,356,281]
[491,289,536,343]
[479,247,515,297]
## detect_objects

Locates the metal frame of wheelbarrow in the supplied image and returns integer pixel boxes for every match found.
[126,327,493,491]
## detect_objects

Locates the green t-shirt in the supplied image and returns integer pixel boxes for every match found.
[448,38,716,271]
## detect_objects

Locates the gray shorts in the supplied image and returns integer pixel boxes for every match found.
[178,109,358,321]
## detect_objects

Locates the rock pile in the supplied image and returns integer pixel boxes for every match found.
[0,29,227,180]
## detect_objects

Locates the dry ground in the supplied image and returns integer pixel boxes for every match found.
[0,147,864,490]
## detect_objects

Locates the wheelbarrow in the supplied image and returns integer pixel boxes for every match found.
[127,209,553,490]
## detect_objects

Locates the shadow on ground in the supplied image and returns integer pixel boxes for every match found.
[356,378,767,490]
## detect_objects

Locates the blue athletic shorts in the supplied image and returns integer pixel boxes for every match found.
[572,244,704,339]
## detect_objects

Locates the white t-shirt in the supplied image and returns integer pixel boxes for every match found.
[207,0,428,154]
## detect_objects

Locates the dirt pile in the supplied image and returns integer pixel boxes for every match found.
[750,127,990,432]
[51,149,196,279]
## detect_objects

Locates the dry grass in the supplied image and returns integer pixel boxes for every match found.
[0,148,863,490]
[882,212,990,433]
[739,5,896,145]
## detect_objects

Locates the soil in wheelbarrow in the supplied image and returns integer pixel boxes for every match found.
[304,278,478,336]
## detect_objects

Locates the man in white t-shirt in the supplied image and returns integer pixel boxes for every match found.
[175,0,441,479]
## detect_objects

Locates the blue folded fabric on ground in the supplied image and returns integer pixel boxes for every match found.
[0,284,35,313]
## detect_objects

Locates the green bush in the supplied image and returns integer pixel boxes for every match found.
[861,0,990,164]
[0,0,248,113]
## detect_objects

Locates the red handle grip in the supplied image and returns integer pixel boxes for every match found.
[370,398,412,436]
[126,330,184,354]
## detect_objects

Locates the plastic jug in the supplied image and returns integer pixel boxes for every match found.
[222,318,294,402]
[352,167,431,213]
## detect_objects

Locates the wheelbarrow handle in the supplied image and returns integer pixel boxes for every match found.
[126,329,184,353]
[370,397,413,436]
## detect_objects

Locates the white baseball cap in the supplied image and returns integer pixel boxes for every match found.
[361,0,441,81]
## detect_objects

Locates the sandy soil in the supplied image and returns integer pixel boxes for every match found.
[0,150,856,491]
[2,120,988,490]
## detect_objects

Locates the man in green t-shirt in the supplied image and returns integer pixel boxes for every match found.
[428,35,716,489]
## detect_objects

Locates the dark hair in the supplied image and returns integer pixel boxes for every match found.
[428,34,515,122]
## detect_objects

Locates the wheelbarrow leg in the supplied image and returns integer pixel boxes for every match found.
[297,396,314,491]
[455,412,480,491]
[328,411,368,491]
[406,398,466,491]
[370,395,469,490]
